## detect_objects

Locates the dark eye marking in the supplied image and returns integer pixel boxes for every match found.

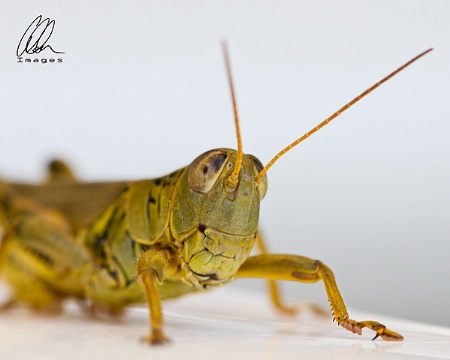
[211,154,227,172]
[203,165,209,174]
[249,155,264,173]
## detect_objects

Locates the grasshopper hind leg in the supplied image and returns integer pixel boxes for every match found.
[0,202,90,312]
[0,257,64,313]
[0,237,64,312]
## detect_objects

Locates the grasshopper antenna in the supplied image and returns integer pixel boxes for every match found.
[255,48,432,183]
[222,41,243,188]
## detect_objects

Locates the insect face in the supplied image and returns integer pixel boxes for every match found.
[171,148,267,286]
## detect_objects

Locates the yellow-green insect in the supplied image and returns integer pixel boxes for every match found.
[0,45,431,345]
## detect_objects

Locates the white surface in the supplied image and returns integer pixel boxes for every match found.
[0,1,449,327]
[0,287,449,360]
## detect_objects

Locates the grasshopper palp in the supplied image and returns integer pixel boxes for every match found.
[0,45,431,345]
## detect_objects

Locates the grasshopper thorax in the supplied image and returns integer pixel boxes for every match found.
[170,148,267,287]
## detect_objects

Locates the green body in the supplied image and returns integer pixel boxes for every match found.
[0,148,265,311]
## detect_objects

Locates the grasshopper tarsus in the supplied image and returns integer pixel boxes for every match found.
[340,320,404,341]
[141,330,171,346]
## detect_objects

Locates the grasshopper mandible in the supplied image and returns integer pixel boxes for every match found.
[0,44,431,345]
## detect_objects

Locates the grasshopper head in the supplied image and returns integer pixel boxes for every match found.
[171,148,267,287]
[171,44,431,288]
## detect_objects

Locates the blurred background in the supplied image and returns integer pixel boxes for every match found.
[0,1,449,326]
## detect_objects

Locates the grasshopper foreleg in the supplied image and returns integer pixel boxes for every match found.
[136,248,178,345]
[236,254,404,341]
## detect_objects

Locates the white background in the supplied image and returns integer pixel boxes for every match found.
[0,1,449,327]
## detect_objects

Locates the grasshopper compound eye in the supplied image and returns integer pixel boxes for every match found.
[188,150,228,193]
[248,155,268,199]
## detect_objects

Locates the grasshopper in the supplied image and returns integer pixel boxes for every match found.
[0,45,431,345]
